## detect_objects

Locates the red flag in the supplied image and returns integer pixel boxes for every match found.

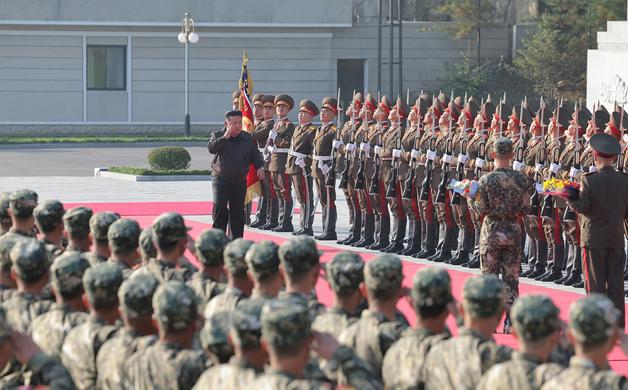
[238,51,261,205]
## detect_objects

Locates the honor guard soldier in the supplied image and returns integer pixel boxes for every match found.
[352,94,378,248]
[537,105,569,282]
[565,133,628,329]
[555,105,591,287]
[312,96,339,240]
[400,94,430,256]
[382,96,409,254]
[286,100,318,236]
[337,93,364,245]
[367,95,393,250]
[450,97,480,265]
[268,95,296,233]
[430,95,460,263]
[251,95,279,230]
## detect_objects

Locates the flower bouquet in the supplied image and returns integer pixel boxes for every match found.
[537,178,580,197]
[448,179,479,199]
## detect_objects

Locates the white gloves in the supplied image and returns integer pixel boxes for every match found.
[411,149,420,159]
[320,164,331,175]
[269,131,277,141]
[346,143,356,152]
[392,149,401,158]
[296,158,306,168]
[549,163,561,174]
[569,166,581,178]
[374,146,383,156]
[535,163,544,173]
[332,139,344,150]
[426,150,437,161]
[512,161,524,172]
[458,154,469,165]
[475,158,485,168]
[442,154,453,164]
[360,143,371,153]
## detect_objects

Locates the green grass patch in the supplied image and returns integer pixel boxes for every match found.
[0,135,208,144]
[108,166,211,176]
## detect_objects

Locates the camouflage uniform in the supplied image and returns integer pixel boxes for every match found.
[139,227,157,261]
[187,228,228,311]
[312,251,364,338]
[244,240,281,300]
[478,295,564,390]
[33,199,66,262]
[84,211,120,266]
[424,275,513,390]
[193,300,265,389]
[97,274,159,390]
[383,267,454,389]
[203,238,253,319]
[124,281,207,389]
[0,192,10,236]
[30,252,90,360]
[133,212,192,283]
[277,236,326,317]
[0,235,19,300]
[251,298,382,389]
[0,306,76,389]
[339,254,408,379]
[0,190,38,240]
[61,263,122,389]
[200,311,234,364]
[470,138,531,306]
[542,295,628,390]
[4,239,53,333]
[63,207,93,252]
[106,218,142,279]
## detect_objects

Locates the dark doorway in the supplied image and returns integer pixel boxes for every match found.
[337,59,366,113]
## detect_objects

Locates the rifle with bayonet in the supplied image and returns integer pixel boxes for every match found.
[564,101,581,222]
[617,103,625,172]
[326,88,343,188]
[435,93,454,204]
[451,94,469,206]
[529,97,547,217]
[540,102,559,220]
[369,114,384,196]
[420,96,438,202]
[339,91,356,191]
[403,91,424,200]
[385,96,403,199]
[515,100,526,164]
[354,90,368,191]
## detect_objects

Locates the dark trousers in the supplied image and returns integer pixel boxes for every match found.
[212,177,246,239]
[583,246,626,328]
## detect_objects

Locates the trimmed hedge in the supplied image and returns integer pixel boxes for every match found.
[147,146,191,170]
[108,166,210,176]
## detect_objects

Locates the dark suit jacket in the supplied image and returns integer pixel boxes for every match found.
[568,166,628,249]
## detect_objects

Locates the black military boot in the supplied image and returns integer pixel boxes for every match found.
[368,215,390,250]
[354,214,375,247]
[316,206,337,241]
[402,219,422,256]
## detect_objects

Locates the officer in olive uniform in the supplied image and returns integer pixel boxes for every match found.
[312,96,340,241]
[352,94,378,248]
[337,93,364,245]
[566,133,628,328]
[268,94,296,232]
[286,100,318,236]
[251,94,279,229]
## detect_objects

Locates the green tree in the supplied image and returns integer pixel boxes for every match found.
[437,0,496,66]
[515,0,626,100]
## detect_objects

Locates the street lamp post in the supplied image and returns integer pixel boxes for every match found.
[178,13,199,136]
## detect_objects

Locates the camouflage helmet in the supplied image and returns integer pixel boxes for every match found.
[200,311,234,363]
[325,251,364,295]
[230,299,264,349]
[33,200,65,233]
[0,306,11,339]
[139,228,157,260]
[0,192,10,224]
[118,274,159,319]
[244,240,280,281]
[195,228,229,267]
[107,219,141,254]
[90,211,120,242]
[224,239,253,276]
[9,238,49,282]
[569,294,619,345]
[0,235,21,273]
[9,189,38,219]
[153,281,198,332]
[493,137,514,156]
[462,274,505,318]
[63,207,93,238]
[152,212,191,246]
[278,236,320,276]
[51,251,90,298]
[261,298,311,349]
[83,262,123,308]
[511,294,561,342]
[411,267,453,309]
[364,254,403,296]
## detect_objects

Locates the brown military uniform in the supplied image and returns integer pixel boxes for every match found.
[287,122,317,233]
[336,118,363,244]
[251,118,277,228]
[312,122,338,236]
[269,117,296,230]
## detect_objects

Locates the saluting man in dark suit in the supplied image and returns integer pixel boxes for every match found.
[207,110,264,239]
[566,132,628,329]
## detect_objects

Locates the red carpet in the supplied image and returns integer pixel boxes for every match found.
[85,201,628,373]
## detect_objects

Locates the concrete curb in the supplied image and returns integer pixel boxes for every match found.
[96,170,212,182]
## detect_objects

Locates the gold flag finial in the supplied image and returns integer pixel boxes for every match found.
[242,50,248,65]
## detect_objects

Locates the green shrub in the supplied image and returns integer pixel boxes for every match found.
[147,146,191,170]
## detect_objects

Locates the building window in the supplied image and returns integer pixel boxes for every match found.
[87,45,126,90]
